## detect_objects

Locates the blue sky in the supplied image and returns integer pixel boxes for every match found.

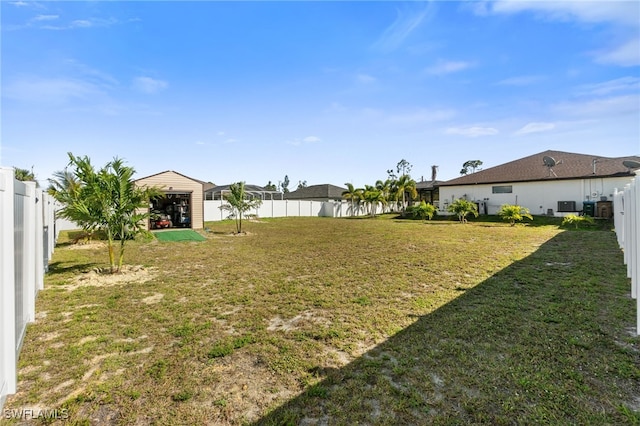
[2,1,639,188]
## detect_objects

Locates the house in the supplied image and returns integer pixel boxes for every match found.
[134,170,209,229]
[416,179,444,205]
[438,150,640,217]
[284,184,347,201]
[205,184,283,200]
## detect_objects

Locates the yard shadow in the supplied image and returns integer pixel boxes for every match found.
[47,261,101,275]
[254,230,637,424]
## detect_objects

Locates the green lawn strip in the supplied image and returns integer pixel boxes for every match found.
[5,217,638,425]
[153,229,206,242]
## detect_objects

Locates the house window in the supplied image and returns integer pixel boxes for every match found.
[492,185,512,194]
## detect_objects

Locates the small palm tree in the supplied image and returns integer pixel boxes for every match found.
[411,200,437,221]
[14,167,36,182]
[50,153,162,273]
[362,185,386,217]
[447,198,478,223]
[220,181,263,233]
[395,174,417,214]
[498,204,533,226]
[342,183,363,216]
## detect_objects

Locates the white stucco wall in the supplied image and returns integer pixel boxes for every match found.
[438,176,635,216]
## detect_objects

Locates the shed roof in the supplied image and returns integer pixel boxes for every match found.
[440,150,640,187]
[134,170,211,188]
[284,184,347,200]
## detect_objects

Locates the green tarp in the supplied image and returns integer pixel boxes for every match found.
[153,229,206,242]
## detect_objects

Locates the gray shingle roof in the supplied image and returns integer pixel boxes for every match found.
[283,184,347,200]
[440,150,640,187]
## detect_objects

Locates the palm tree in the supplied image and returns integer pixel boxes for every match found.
[395,174,417,214]
[14,167,36,182]
[50,153,162,273]
[342,183,362,216]
[375,179,393,213]
[363,185,385,217]
[220,181,263,233]
[497,204,533,226]
[447,198,478,223]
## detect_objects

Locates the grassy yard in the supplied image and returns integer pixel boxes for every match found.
[4,216,639,425]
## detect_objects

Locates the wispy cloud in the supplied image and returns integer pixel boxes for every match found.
[593,38,640,67]
[496,75,545,86]
[132,77,168,94]
[487,1,639,27]
[425,59,474,76]
[445,126,499,137]
[286,136,322,146]
[40,17,120,30]
[514,122,556,136]
[387,108,456,125]
[3,76,104,104]
[577,77,640,96]
[32,14,58,22]
[356,73,377,84]
[371,2,434,52]
[552,94,639,117]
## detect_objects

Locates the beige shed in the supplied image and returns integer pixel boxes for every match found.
[134,170,207,230]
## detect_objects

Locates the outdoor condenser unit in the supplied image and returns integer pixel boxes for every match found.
[557,201,576,212]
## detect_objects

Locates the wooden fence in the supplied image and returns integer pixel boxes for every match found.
[613,175,640,334]
[0,167,56,410]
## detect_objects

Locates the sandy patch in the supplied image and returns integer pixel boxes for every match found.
[61,265,156,291]
[67,241,107,250]
[267,310,329,332]
[141,292,164,304]
[78,336,98,345]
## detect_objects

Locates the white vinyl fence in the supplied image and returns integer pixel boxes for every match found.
[613,175,640,335]
[204,199,368,221]
[0,167,56,410]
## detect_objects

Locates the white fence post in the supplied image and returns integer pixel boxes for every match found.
[0,167,17,407]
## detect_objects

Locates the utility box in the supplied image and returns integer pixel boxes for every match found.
[583,201,596,217]
[596,201,613,218]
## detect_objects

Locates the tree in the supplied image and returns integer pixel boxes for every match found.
[396,159,413,177]
[279,175,290,193]
[375,179,393,213]
[50,153,162,273]
[447,198,478,223]
[342,183,363,216]
[498,204,533,226]
[14,167,36,182]
[297,180,307,190]
[219,181,263,234]
[264,181,277,191]
[363,185,386,217]
[410,201,437,221]
[460,160,483,175]
[395,174,417,214]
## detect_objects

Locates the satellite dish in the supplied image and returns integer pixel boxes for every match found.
[543,156,557,167]
[623,160,640,170]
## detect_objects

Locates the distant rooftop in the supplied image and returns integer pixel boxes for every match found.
[284,184,347,200]
[440,150,640,186]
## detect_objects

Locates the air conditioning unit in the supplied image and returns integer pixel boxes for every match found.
[557,201,576,212]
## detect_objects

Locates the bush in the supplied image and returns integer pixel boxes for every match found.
[498,204,533,226]
[407,201,437,221]
[562,214,595,229]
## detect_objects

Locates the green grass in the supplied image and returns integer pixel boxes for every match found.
[4,216,638,425]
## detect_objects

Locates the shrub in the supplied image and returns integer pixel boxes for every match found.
[498,204,533,226]
[562,214,595,229]
[409,201,437,221]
